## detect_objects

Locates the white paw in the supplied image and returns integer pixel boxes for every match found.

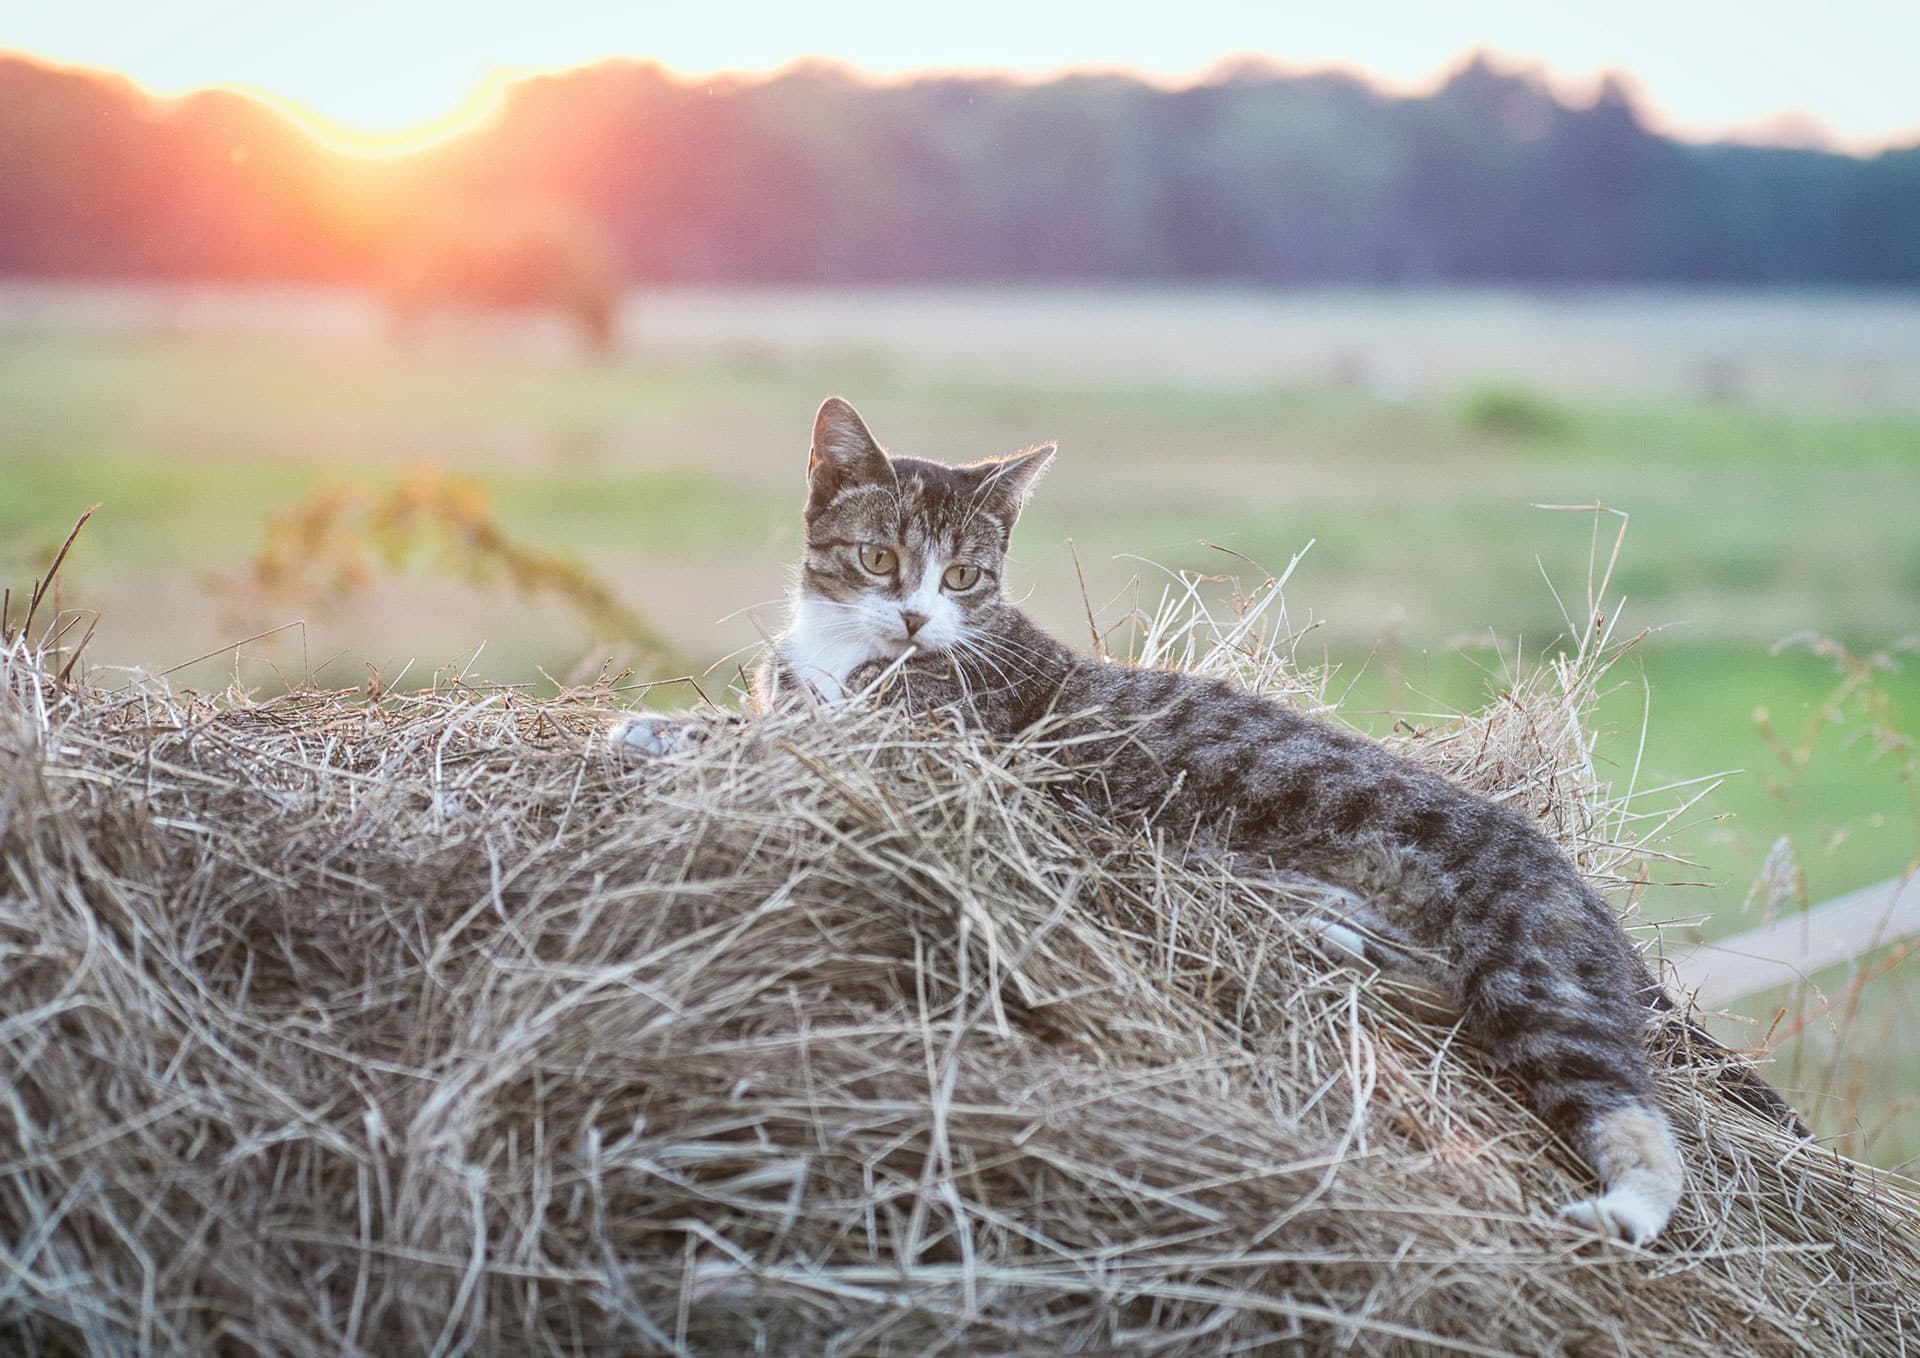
[612,716,699,758]
[1557,1187,1668,1246]
[1303,916,1372,964]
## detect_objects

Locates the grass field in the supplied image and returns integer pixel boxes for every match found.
[2,297,1916,1163]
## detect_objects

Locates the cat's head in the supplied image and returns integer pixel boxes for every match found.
[790,396,1052,670]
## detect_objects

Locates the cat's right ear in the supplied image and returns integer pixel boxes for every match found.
[807,397,890,516]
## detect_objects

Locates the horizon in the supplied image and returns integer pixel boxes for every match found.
[6,0,1919,157]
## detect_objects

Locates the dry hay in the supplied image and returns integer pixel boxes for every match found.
[2,586,1918,1356]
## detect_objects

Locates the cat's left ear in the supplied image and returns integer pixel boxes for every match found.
[976,444,1055,527]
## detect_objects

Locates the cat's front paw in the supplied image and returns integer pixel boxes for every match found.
[611,716,707,758]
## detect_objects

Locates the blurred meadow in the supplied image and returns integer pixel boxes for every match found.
[1,46,1917,1169]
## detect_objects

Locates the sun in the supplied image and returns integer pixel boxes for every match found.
[221,70,523,158]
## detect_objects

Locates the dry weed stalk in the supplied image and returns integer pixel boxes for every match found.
[218,466,668,660]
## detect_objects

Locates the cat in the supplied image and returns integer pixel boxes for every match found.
[617,396,1807,1245]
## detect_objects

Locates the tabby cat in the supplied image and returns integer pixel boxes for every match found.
[618,397,1805,1245]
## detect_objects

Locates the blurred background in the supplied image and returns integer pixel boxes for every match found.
[1,3,1915,1162]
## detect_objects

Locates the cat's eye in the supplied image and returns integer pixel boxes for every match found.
[942,563,981,591]
[858,544,897,575]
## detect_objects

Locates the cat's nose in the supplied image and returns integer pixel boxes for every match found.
[900,610,929,638]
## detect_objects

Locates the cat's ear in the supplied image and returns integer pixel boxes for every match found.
[975,444,1056,527]
[807,397,889,515]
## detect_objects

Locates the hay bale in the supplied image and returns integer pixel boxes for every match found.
[2,627,1917,1356]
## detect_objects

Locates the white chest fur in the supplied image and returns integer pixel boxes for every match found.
[775,596,879,703]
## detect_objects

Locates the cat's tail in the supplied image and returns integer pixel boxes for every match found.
[1645,988,1814,1139]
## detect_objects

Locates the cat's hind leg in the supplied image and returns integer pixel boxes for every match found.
[1555,1103,1684,1245]
[1455,918,1685,1245]
[1298,890,1453,990]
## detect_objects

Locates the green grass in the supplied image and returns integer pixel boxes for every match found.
[3,324,1917,1162]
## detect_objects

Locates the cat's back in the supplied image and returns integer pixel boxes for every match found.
[1037,642,1556,881]
[1048,645,1385,781]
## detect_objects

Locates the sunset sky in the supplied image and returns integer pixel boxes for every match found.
[8,0,1918,153]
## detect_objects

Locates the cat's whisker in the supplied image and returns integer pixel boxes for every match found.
[950,637,1021,694]
[952,631,1048,691]
[713,595,791,627]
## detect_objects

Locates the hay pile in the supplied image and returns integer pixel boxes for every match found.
[3,610,1918,1356]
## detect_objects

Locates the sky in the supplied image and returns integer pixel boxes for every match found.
[7,0,1918,153]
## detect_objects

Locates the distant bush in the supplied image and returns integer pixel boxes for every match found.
[383,206,622,354]
[1460,385,1570,440]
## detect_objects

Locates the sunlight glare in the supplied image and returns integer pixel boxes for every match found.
[220,69,523,158]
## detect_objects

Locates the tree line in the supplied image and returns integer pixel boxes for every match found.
[2,53,1915,287]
